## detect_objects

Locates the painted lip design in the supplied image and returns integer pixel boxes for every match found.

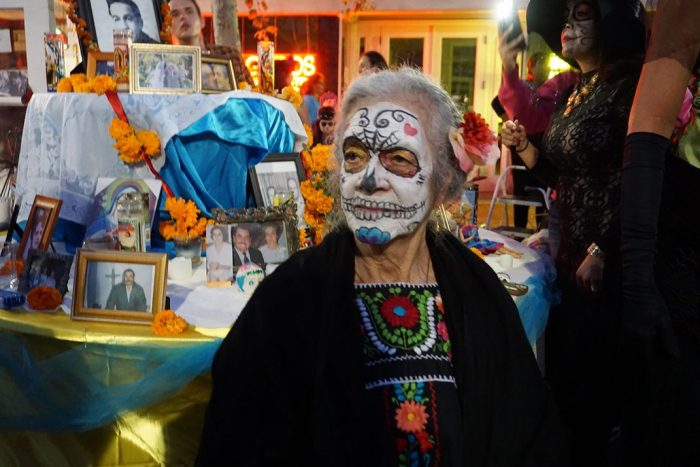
[342,197,425,220]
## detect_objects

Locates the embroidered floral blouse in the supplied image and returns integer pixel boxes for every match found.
[355,282,463,467]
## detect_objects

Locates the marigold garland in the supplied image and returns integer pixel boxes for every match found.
[159,2,173,43]
[62,1,97,50]
[26,286,63,311]
[159,197,210,242]
[57,74,118,95]
[300,143,336,244]
[108,117,161,165]
[151,309,188,336]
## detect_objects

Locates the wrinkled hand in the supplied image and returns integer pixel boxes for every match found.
[501,120,527,149]
[498,25,525,72]
[576,254,604,295]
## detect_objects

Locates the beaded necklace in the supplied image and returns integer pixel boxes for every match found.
[563,72,599,118]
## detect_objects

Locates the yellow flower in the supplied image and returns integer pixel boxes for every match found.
[278,86,302,108]
[68,73,87,88]
[307,144,335,173]
[57,78,73,93]
[74,82,94,93]
[109,118,133,139]
[304,123,313,148]
[160,197,207,241]
[91,75,117,94]
[113,134,143,164]
[238,81,249,91]
[136,130,161,156]
[151,310,188,336]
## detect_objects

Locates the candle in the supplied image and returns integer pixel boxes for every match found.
[168,256,192,281]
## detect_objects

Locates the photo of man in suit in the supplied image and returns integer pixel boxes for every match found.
[232,224,265,271]
[107,0,159,44]
[105,268,148,311]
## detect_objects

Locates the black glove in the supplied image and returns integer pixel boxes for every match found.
[620,132,679,357]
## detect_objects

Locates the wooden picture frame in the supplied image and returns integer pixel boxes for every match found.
[76,0,163,53]
[18,250,74,296]
[201,55,237,94]
[212,206,300,271]
[17,195,62,263]
[130,43,201,94]
[86,50,115,78]
[71,249,168,325]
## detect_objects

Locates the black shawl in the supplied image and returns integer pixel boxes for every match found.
[196,228,568,466]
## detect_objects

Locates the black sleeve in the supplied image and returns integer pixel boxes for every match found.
[620,131,678,355]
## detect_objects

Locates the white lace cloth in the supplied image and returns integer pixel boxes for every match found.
[16,91,307,225]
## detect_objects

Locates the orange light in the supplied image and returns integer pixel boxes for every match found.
[244,54,317,91]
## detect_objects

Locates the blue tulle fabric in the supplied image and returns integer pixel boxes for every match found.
[160,97,296,216]
[514,263,561,345]
[0,331,220,431]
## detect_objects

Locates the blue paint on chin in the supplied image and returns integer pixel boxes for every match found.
[356,227,392,245]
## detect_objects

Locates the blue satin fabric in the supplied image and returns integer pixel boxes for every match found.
[0,330,220,431]
[160,98,296,216]
[514,263,561,345]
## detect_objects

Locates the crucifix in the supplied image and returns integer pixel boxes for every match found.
[105,268,119,288]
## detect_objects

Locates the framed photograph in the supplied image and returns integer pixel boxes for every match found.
[201,56,237,93]
[86,50,115,78]
[130,43,200,94]
[76,0,162,53]
[205,224,234,284]
[71,249,167,325]
[17,195,62,263]
[212,207,298,273]
[249,153,306,226]
[18,251,74,296]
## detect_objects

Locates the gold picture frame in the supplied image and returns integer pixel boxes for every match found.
[71,249,168,325]
[17,195,62,263]
[129,43,201,94]
[86,50,115,78]
[201,55,237,94]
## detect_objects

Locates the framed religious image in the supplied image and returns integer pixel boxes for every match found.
[18,251,74,296]
[86,50,115,78]
[130,43,201,94]
[17,195,62,263]
[212,207,298,274]
[201,56,237,94]
[76,0,162,53]
[249,153,306,226]
[71,249,167,325]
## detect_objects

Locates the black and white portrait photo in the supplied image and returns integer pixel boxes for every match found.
[88,0,161,52]
[252,158,306,223]
[83,261,155,312]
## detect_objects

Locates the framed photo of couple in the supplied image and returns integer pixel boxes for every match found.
[71,249,167,325]
[130,43,201,94]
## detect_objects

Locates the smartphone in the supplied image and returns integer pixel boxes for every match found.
[498,11,526,51]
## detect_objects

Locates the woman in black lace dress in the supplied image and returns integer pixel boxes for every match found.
[501,1,646,465]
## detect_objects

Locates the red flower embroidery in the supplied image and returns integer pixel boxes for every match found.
[395,400,429,433]
[416,431,433,453]
[380,296,419,328]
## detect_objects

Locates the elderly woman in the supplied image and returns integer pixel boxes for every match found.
[196,69,566,465]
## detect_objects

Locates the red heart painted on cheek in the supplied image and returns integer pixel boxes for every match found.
[404,123,418,136]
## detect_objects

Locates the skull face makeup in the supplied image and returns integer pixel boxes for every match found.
[561,0,597,59]
[341,102,432,245]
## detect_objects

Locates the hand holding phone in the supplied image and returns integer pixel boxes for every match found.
[498,12,526,52]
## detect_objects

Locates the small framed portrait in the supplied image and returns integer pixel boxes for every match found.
[205,224,234,285]
[17,195,63,263]
[212,207,297,274]
[130,43,201,94]
[86,50,115,78]
[201,56,237,93]
[71,249,167,325]
[249,153,306,226]
[76,0,162,53]
[18,251,74,296]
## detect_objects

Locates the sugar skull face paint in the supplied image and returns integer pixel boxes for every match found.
[561,0,597,59]
[341,102,432,245]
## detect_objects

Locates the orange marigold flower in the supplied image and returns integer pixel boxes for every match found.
[109,118,134,139]
[303,123,313,148]
[73,82,94,93]
[27,286,63,311]
[395,400,429,433]
[151,309,188,336]
[278,86,302,108]
[91,75,117,94]
[68,73,87,87]
[56,78,73,93]
[136,130,161,156]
